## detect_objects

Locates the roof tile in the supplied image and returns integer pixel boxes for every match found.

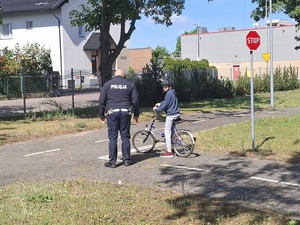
[1,0,68,14]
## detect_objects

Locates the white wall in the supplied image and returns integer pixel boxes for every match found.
[0,0,130,88]
[0,12,61,74]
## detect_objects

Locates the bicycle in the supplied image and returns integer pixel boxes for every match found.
[132,111,196,157]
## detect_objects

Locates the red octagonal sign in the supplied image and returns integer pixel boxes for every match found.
[246,31,260,50]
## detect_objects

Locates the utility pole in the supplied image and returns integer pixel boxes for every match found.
[269,0,274,107]
[194,24,200,61]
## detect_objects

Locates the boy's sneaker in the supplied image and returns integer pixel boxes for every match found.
[160,151,174,158]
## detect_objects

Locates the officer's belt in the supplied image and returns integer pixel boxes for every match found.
[111,108,131,112]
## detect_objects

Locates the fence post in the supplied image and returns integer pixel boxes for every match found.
[80,70,82,89]
[71,68,75,112]
[5,75,10,99]
[21,68,26,114]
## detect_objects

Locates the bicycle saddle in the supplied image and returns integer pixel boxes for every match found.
[173,116,181,122]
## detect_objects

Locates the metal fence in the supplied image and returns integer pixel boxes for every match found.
[0,69,101,118]
[63,69,101,90]
[216,66,300,80]
[0,92,100,118]
[0,69,101,99]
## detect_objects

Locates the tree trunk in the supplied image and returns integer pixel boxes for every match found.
[98,0,138,87]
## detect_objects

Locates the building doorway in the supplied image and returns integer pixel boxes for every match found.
[232,65,241,80]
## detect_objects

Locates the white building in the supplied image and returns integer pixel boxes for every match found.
[0,0,130,89]
[181,22,299,80]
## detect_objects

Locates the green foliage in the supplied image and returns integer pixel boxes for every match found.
[69,0,185,85]
[125,67,136,82]
[250,0,300,49]
[75,121,87,131]
[174,36,181,57]
[235,65,299,95]
[235,74,251,95]
[0,43,52,76]
[0,75,50,98]
[149,46,170,74]
[136,58,235,106]
[134,72,163,107]
[27,193,53,203]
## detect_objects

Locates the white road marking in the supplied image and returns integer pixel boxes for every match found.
[98,148,138,161]
[98,155,122,162]
[95,137,121,143]
[95,139,109,143]
[24,148,61,157]
[192,119,206,124]
[250,176,300,187]
[161,164,210,172]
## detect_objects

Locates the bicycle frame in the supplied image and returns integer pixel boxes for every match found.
[144,115,180,142]
[132,112,195,157]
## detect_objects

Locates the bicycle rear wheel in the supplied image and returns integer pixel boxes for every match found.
[132,130,156,153]
[172,130,195,157]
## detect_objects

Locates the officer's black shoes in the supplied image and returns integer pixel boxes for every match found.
[123,160,132,167]
[104,162,116,168]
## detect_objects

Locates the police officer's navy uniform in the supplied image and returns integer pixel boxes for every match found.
[99,75,139,166]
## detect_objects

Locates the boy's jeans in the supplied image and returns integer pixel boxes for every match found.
[165,114,180,149]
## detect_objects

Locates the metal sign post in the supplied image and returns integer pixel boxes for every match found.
[246,30,261,151]
[250,50,255,151]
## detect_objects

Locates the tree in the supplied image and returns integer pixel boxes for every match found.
[250,0,300,49]
[0,1,3,25]
[151,45,169,74]
[0,43,52,76]
[70,0,185,86]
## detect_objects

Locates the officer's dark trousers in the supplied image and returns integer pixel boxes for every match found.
[106,111,131,164]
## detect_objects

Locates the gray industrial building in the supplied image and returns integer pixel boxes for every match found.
[181,21,299,80]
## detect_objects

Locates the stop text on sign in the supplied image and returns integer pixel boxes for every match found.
[247,37,260,44]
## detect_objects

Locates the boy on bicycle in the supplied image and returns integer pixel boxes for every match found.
[153,78,180,158]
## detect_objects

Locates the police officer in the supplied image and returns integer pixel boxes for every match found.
[99,69,139,168]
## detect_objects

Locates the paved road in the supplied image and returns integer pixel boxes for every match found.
[0,105,299,220]
[0,92,100,117]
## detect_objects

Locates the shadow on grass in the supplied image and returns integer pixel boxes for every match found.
[180,95,271,112]
[0,133,9,142]
[287,151,300,165]
[228,136,275,158]
[165,194,295,224]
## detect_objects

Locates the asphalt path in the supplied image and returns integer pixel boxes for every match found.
[0,92,100,117]
[0,96,299,219]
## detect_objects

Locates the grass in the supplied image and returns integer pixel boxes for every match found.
[0,179,296,225]
[1,89,300,224]
[196,115,300,163]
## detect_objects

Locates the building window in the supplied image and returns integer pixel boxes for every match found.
[1,23,12,38]
[26,21,33,29]
[78,26,84,37]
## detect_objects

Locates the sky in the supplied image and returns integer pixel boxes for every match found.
[129,0,294,53]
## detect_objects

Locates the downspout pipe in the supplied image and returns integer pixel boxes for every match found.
[50,11,63,89]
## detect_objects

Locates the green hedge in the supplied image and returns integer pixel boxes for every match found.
[236,65,299,95]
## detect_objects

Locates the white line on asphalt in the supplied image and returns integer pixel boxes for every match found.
[95,139,109,143]
[24,148,61,157]
[161,164,210,172]
[98,155,123,162]
[250,176,300,187]
[95,137,121,143]
[191,119,206,124]
[98,148,138,161]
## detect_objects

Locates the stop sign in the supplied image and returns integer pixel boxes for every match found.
[246,31,260,50]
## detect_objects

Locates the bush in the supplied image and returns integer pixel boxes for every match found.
[134,72,163,107]
[235,65,299,95]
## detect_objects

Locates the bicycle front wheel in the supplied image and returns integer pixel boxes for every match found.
[132,130,156,153]
[172,130,195,157]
